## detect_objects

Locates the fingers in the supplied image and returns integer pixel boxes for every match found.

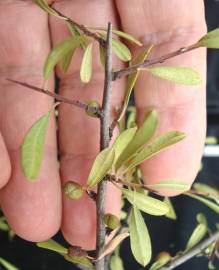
[0,1,61,241]
[115,0,207,196]
[0,133,11,189]
[50,0,125,249]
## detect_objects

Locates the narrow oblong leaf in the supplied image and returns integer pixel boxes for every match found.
[147,66,202,85]
[110,255,124,270]
[37,239,68,254]
[186,213,208,250]
[164,197,177,220]
[97,232,129,260]
[198,28,219,48]
[186,193,219,214]
[0,258,19,270]
[112,38,132,62]
[115,110,159,171]
[65,255,94,269]
[21,112,50,181]
[193,183,219,204]
[99,44,106,68]
[122,189,169,216]
[149,180,190,192]
[128,131,186,170]
[112,29,142,46]
[118,46,153,121]
[80,43,93,83]
[60,47,76,73]
[112,127,137,165]
[44,36,83,80]
[87,148,115,188]
[33,0,65,19]
[129,206,152,266]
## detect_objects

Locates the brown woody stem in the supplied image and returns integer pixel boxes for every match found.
[95,23,113,270]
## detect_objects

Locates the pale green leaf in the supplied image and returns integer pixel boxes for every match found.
[110,255,124,270]
[149,252,171,270]
[164,197,177,220]
[127,108,136,129]
[193,183,219,204]
[111,29,142,46]
[65,255,94,269]
[122,189,169,216]
[186,193,219,214]
[44,36,83,80]
[99,44,106,68]
[33,0,65,19]
[112,127,137,165]
[37,239,68,254]
[115,110,159,171]
[198,28,219,48]
[67,23,89,50]
[186,213,208,250]
[149,180,190,192]
[127,131,186,170]
[0,258,19,270]
[80,43,93,83]
[87,148,115,188]
[0,217,9,231]
[100,34,131,61]
[118,46,153,122]
[149,261,165,270]
[97,232,129,260]
[129,206,152,266]
[112,38,132,62]
[60,47,76,73]
[147,66,202,85]
[21,112,50,181]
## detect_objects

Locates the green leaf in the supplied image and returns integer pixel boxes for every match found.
[111,29,142,46]
[164,197,177,220]
[112,38,132,62]
[186,213,208,250]
[198,28,219,48]
[21,112,50,181]
[33,0,65,19]
[110,255,124,270]
[149,180,190,192]
[149,252,171,270]
[67,23,89,50]
[0,217,9,231]
[65,255,94,269]
[112,127,137,165]
[115,110,159,171]
[44,36,83,80]
[128,131,186,170]
[147,66,202,85]
[118,46,153,122]
[122,189,169,216]
[0,258,19,270]
[87,148,115,188]
[60,47,76,73]
[98,232,129,260]
[99,44,106,68]
[129,206,152,266]
[80,43,93,83]
[37,239,68,254]
[193,183,219,204]
[127,108,137,129]
[186,193,219,214]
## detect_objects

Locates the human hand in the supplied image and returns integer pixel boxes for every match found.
[0,0,206,250]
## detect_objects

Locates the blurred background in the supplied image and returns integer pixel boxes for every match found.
[0,0,219,269]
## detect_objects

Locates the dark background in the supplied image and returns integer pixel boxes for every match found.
[1,0,219,269]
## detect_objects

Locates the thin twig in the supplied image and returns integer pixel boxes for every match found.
[7,79,102,117]
[113,44,198,80]
[52,7,105,46]
[95,23,113,270]
[158,231,219,270]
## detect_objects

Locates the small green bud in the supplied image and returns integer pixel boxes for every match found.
[104,213,120,230]
[86,100,101,118]
[156,251,171,265]
[63,181,84,200]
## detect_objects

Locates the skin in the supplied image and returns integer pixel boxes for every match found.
[0,0,206,250]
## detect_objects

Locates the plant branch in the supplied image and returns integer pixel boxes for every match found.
[7,79,102,117]
[113,44,198,80]
[95,23,113,270]
[52,7,105,46]
[158,231,219,270]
